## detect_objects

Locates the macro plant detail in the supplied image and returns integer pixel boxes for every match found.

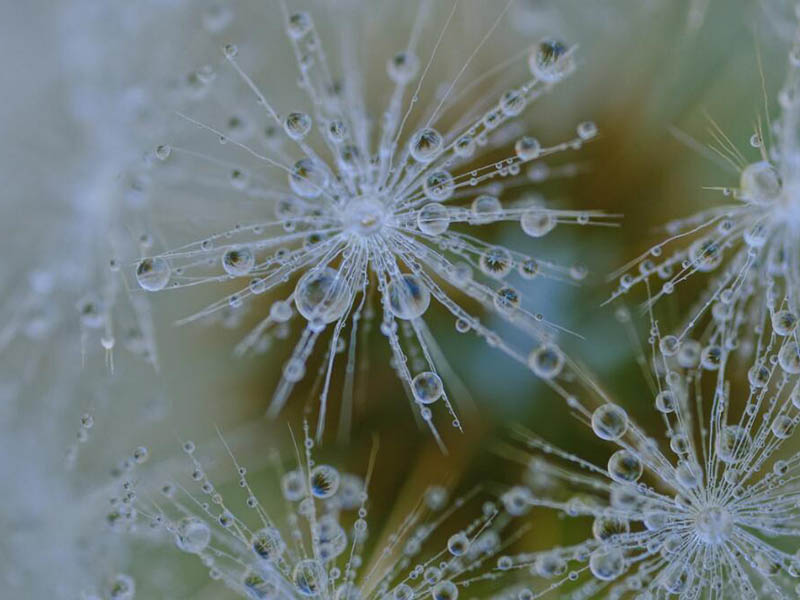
[7,2,800,600]
[608,15,800,352]
[502,310,800,598]
[134,1,606,444]
[107,426,519,600]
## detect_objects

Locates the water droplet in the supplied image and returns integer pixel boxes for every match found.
[409,128,443,163]
[514,136,541,160]
[412,371,443,404]
[310,465,340,498]
[387,51,419,83]
[528,345,563,379]
[136,258,170,291]
[175,517,211,553]
[388,274,430,320]
[520,208,556,237]
[222,248,255,276]
[591,404,628,441]
[284,112,312,140]
[417,203,450,235]
[529,39,572,82]
[295,267,352,323]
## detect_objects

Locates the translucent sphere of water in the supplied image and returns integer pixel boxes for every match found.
[409,128,443,163]
[739,161,781,205]
[387,51,419,83]
[529,39,572,82]
[471,195,502,224]
[284,112,312,140]
[295,267,351,323]
[388,274,430,320]
[779,341,800,374]
[607,449,643,483]
[412,371,443,404]
[424,170,455,202]
[136,257,170,291]
[289,158,329,198]
[252,526,286,561]
[589,548,625,581]
[293,559,328,596]
[282,469,306,501]
[417,203,450,235]
[591,404,628,441]
[175,517,211,554]
[447,532,470,556]
[431,580,458,600]
[520,208,556,237]
[310,465,340,498]
[222,247,255,276]
[514,136,541,160]
[108,574,136,600]
[528,345,563,379]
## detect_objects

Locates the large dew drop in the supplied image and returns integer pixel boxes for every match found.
[175,517,211,554]
[591,404,628,441]
[136,257,170,291]
[529,39,572,82]
[295,267,352,324]
[293,559,328,596]
[412,371,443,404]
[222,247,255,276]
[310,465,340,499]
[388,274,430,320]
[417,203,450,235]
[409,128,443,163]
[289,158,329,198]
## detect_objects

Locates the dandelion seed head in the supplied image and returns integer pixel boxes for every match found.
[110,425,521,600]
[134,2,606,443]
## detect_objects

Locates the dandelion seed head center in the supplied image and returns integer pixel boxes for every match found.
[343,197,389,236]
[693,505,733,545]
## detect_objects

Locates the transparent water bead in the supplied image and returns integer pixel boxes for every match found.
[520,208,556,237]
[295,267,352,323]
[431,580,458,600]
[607,450,643,483]
[780,342,800,374]
[591,404,628,441]
[772,310,798,336]
[424,170,455,202]
[284,112,312,140]
[289,158,329,198]
[589,548,625,581]
[528,345,563,379]
[479,247,512,278]
[175,517,211,553]
[136,257,171,291]
[409,128,443,163]
[222,247,255,276]
[252,526,286,561]
[412,371,443,404]
[388,274,430,320]
[447,532,470,556]
[529,39,571,82]
[514,136,541,160]
[287,12,313,39]
[417,202,450,235]
[310,465,340,498]
[108,574,136,600]
[293,559,327,596]
[739,161,781,205]
[387,51,419,83]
